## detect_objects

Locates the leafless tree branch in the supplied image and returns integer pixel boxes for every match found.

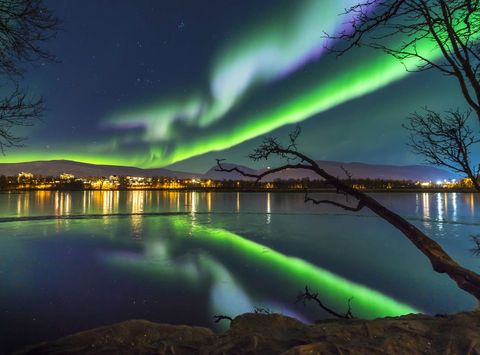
[0,0,60,77]
[253,307,272,314]
[0,0,59,154]
[296,285,355,319]
[213,315,233,323]
[471,236,480,256]
[304,190,365,212]
[0,87,44,152]
[404,108,480,191]
[216,128,480,301]
[329,0,480,123]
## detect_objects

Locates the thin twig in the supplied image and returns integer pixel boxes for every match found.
[304,190,365,212]
[213,315,233,323]
[295,285,355,319]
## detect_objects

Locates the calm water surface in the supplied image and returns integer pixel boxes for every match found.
[0,191,479,352]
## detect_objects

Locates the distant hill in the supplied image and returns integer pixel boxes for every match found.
[0,160,196,179]
[204,160,457,182]
[0,159,457,182]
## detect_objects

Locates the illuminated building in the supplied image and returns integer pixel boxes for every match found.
[17,172,34,184]
[59,173,75,182]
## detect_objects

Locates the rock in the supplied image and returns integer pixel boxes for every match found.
[16,311,480,355]
[204,313,308,355]
[17,319,215,355]
[285,311,480,354]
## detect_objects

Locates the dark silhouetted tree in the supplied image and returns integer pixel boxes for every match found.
[404,108,480,191]
[472,236,480,256]
[216,127,480,302]
[332,1,480,190]
[0,0,59,152]
[333,0,480,122]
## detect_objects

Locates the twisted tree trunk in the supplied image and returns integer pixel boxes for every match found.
[306,156,480,301]
[217,147,480,301]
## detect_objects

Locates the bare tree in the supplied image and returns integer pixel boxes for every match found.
[0,0,59,152]
[296,286,355,319]
[333,0,480,122]
[332,1,480,188]
[216,127,480,301]
[0,88,44,152]
[404,108,480,191]
[471,236,480,256]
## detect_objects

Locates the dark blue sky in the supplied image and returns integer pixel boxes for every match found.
[9,0,471,172]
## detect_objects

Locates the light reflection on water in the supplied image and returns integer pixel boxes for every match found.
[419,192,464,224]
[469,193,475,216]
[266,192,271,224]
[453,192,458,220]
[129,190,144,238]
[11,190,477,221]
[422,193,430,227]
[236,191,240,213]
[1,191,480,352]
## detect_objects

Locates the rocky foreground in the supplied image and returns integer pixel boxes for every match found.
[17,311,480,354]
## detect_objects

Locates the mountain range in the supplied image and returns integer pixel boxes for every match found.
[0,159,457,181]
[0,160,196,179]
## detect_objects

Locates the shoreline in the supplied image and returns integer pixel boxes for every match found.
[16,311,480,354]
[0,188,477,193]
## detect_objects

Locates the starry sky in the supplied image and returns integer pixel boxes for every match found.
[3,0,473,172]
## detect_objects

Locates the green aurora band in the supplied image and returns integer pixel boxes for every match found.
[102,0,466,168]
[104,216,419,319]
[123,39,440,167]
[0,40,444,167]
[174,219,419,318]
[6,0,474,168]
[162,44,439,167]
[51,39,438,169]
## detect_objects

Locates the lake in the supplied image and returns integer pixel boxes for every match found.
[0,190,479,352]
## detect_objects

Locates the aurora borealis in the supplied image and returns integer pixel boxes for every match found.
[103,217,418,320]
[5,0,473,171]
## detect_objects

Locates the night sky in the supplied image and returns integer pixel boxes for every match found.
[4,0,473,172]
